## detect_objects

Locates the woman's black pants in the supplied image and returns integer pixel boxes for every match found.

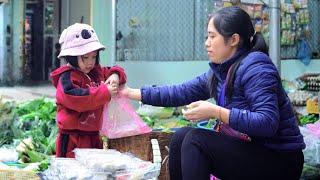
[169,127,304,180]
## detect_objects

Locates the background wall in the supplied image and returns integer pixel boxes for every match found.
[60,0,90,30]
[0,0,24,84]
[116,59,320,88]
[12,0,24,82]
[0,4,5,81]
[281,59,320,80]
[117,61,208,88]
[92,0,111,66]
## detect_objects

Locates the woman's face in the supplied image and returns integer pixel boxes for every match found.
[205,18,238,64]
[78,51,97,74]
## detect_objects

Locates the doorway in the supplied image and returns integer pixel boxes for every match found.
[24,0,57,82]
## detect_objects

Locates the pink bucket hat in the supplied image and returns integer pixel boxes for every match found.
[58,23,105,58]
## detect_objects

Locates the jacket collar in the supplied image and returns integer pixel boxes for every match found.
[209,48,247,81]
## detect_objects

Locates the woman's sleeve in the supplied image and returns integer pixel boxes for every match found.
[141,71,211,107]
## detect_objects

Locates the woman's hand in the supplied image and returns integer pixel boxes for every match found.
[120,87,142,101]
[182,101,218,122]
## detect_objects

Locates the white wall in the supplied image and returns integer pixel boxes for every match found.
[117,60,209,108]
[0,4,4,80]
[281,59,320,80]
[117,61,209,88]
[0,1,12,84]
[12,0,24,82]
[91,0,111,66]
[60,0,90,30]
[116,59,320,88]
[69,0,90,24]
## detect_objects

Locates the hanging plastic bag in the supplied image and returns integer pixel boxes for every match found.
[297,39,311,65]
[100,94,152,139]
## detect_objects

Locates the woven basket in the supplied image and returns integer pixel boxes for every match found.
[107,131,173,180]
[0,170,40,180]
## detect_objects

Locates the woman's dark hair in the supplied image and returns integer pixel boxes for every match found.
[208,6,268,103]
[64,51,100,68]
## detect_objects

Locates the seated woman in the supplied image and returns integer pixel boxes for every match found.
[122,6,305,180]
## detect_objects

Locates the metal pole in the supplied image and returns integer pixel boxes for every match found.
[110,0,116,65]
[269,0,281,72]
[66,0,70,25]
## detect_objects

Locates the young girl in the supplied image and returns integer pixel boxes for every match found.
[50,23,127,158]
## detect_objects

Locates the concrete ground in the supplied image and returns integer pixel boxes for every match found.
[0,83,56,102]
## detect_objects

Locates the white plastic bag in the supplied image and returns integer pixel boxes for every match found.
[300,126,320,166]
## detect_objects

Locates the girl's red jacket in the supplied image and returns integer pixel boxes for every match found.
[50,64,126,132]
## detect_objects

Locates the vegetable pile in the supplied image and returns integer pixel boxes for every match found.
[138,105,193,132]
[0,97,57,172]
[299,114,319,125]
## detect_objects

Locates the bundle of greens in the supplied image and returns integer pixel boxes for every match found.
[301,164,320,179]
[0,98,16,146]
[205,119,217,129]
[140,114,192,132]
[15,137,51,172]
[0,97,57,172]
[12,98,57,160]
[299,114,318,125]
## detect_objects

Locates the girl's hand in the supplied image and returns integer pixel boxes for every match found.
[106,73,120,88]
[105,83,118,97]
[182,101,218,121]
[104,73,120,97]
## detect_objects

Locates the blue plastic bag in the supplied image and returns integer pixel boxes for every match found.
[297,39,311,65]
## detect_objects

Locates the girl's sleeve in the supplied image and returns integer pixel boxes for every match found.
[56,71,110,112]
[102,65,127,84]
[141,71,211,107]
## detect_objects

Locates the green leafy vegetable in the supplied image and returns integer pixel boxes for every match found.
[299,114,318,125]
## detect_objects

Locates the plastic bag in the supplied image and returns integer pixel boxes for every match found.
[299,126,320,166]
[74,148,127,172]
[73,148,160,180]
[297,39,311,65]
[306,120,320,138]
[0,147,18,162]
[42,158,95,180]
[137,103,174,119]
[100,94,152,139]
